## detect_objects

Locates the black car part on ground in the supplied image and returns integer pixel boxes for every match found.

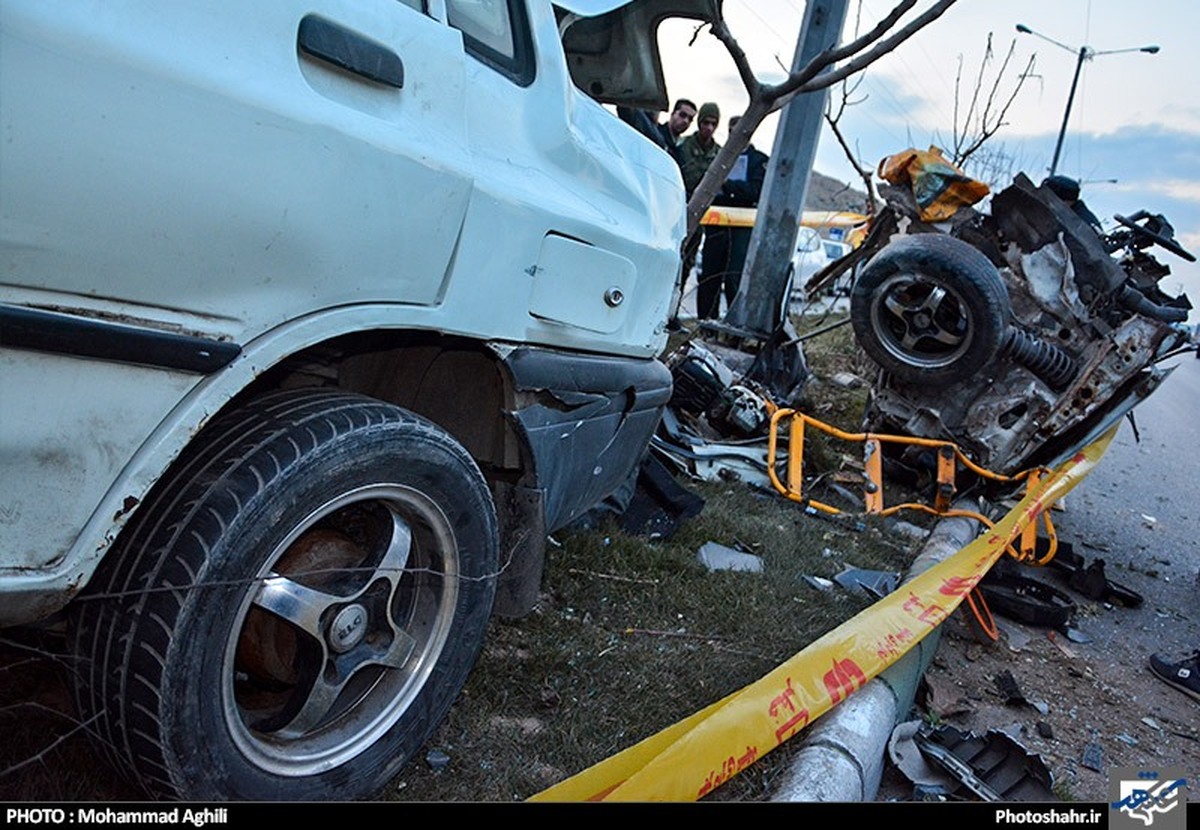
[913,724,1056,802]
[1039,539,1144,607]
[979,559,1076,630]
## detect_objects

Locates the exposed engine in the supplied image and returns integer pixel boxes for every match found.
[850,173,1194,484]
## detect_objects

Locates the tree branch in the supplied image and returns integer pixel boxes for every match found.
[683,0,961,243]
[767,0,958,107]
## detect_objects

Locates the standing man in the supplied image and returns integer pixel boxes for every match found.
[656,98,696,165]
[674,102,722,327]
[697,115,769,320]
[679,102,721,198]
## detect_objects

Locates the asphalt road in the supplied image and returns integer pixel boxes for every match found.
[1050,349,1200,662]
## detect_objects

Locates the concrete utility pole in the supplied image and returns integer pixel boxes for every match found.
[723,0,850,337]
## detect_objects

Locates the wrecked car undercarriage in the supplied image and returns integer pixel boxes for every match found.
[653,169,1194,515]
[848,173,1195,486]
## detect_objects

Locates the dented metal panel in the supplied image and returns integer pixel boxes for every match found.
[495,345,672,531]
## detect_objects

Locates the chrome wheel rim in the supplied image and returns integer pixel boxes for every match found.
[223,484,459,776]
[870,272,975,370]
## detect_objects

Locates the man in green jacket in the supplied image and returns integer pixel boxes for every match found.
[679,102,721,198]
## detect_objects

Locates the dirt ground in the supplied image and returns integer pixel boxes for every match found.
[891,535,1200,803]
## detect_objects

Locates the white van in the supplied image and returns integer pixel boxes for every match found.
[0,0,712,799]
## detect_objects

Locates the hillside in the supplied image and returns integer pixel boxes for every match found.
[806,169,869,213]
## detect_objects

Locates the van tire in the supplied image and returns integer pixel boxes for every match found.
[69,389,497,800]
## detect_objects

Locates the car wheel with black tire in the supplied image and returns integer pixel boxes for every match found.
[851,234,1010,385]
[69,389,497,800]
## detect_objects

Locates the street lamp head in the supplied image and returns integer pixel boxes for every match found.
[1016,20,1163,176]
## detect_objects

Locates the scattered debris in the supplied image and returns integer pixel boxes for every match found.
[996,620,1032,652]
[1036,722,1054,740]
[567,568,659,586]
[832,565,899,597]
[904,724,1056,801]
[890,520,932,541]
[1045,540,1143,607]
[993,670,1049,714]
[994,670,1027,706]
[1115,733,1139,747]
[921,674,975,720]
[980,563,1077,630]
[1081,741,1104,772]
[1046,630,1078,659]
[1063,627,1092,644]
[425,748,451,771]
[804,505,865,532]
[829,371,864,389]
[696,541,763,573]
[614,454,706,540]
[888,720,956,795]
[801,575,835,591]
[1141,717,1162,731]
[489,716,546,737]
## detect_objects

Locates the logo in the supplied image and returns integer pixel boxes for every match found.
[1109,767,1188,830]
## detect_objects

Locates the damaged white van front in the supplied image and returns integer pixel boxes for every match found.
[0,0,714,799]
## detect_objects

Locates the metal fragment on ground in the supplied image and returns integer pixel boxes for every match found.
[887,720,956,793]
[696,541,763,573]
[913,724,1056,801]
[832,565,900,597]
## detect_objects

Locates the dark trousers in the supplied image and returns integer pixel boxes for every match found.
[697,226,751,319]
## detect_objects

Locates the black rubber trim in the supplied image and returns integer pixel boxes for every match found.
[298,15,405,89]
[0,304,241,374]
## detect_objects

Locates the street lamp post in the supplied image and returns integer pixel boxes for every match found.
[1015,23,1159,177]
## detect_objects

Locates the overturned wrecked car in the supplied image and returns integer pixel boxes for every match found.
[846,170,1194,485]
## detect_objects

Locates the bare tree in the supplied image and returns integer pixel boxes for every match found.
[822,28,1036,213]
[948,33,1036,167]
[824,74,880,216]
[683,0,960,251]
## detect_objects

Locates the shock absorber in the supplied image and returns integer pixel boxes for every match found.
[1002,327,1078,391]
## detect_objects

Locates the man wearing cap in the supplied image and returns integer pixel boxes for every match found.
[679,102,721,198]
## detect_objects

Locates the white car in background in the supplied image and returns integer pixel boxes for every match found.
[791,226,853,303]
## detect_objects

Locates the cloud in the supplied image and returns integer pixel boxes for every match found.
[1114,178,1200,205]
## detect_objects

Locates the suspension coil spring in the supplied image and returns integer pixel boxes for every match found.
[1002,328,1078,391]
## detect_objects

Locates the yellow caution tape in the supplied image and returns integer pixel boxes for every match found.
[529,427,1115,802]
[700,205,757,227]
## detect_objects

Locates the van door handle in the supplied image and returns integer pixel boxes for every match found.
[297,15,404,89]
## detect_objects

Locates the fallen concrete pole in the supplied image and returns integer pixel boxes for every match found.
[770,508,983,802]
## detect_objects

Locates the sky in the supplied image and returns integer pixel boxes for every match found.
[656,0,1200,309]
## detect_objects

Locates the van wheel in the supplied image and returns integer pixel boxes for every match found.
[851,234,1010,385]
[69,390,497,800]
